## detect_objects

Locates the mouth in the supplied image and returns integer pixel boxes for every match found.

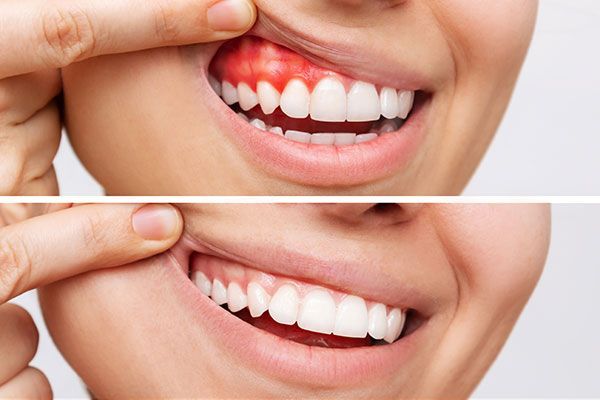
[202,32,432,188]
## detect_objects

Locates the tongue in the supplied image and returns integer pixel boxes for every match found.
[235,309,372,348]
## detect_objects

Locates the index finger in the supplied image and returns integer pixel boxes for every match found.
[0,0,256,78]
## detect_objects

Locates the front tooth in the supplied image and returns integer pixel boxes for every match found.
[311,133,335,145]
[333,295,369,338]
[384,308,405,344]
[280,79,310,119]
[285,130,311,144]
[309,78,347,122]
[208,75,222,96]
[192,271,212,296]
[368,303,388,340]
[297,289,336,334]
[355,133,378,144]
[238,83,259,111]
[211,279,227,305]
[334,133,356,146]
[247,282,270,317]
[227,282,247,312]
[257,81,281,115]
[380,87,399,119]
[269,126,284,136]
[268,284,299,325]
[347,81,381,122]
[398,91,415,119]
[250,118,266,131]
[221,81,238,105]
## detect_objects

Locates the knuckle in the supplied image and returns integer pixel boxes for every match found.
[79,211,112,255]
[0,233,34,303]
[40,7,97,67]
[153,0,184,43]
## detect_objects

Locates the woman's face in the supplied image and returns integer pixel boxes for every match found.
[62,1,537,195]
[39,204,550,398]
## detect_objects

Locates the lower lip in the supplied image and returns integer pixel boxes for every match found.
[202,75,430,188]
[165,252,426,388]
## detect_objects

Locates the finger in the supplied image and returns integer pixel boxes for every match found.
[17,166,60,196]
[0,367,52,400]
[0,204,183,303]
[0,0,257,78]
[0,304,38,384]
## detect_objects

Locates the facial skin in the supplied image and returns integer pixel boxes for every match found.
[39,204,550,398]
[61,1,538,195]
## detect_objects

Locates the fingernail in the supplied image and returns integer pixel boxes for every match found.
[207,0,254,32]
[132,205,179,241]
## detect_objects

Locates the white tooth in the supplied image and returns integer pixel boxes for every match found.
[309,77,347,122]
[250,118,267,131]
[398,91,415,119]
[355,133,378,144]
[247,282,270,317]
[347,81,381,122]
[311,133,335,145]
[333,295,369,338]
[280,79,310,119]
[257,81,281,115]
[268,284,299,325]
[208,75,222,96]
[192,271,212,297]
[384,308,405,344]
[238,83,259,111]
[334,133,356,146]
[269,126,284,136]
[227,282,247,312]
[378,120,398,134]
[380,87,399,119]
[368,303,388,340]
[211,279,227,305]
[297,289,336,334]
[237,112,249,122]
[222,81,238,105]
[285,130,311,144]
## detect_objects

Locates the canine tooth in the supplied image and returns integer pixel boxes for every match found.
[311,133,335,145]
[368,303,388,340]
[257,81,281,115]
[269,126,284,136]
[384,308,405,344]
[280,79,310,118]
[227,282,247,312]
[398,91,415,119]
[222,81,238,105]
[208,75,222,96]
[192,271,212,297]
[285,130,311,144]
[380,87,399,119]
[268,284,299,325]
[211,279,227,305]
[355,133,378,144]
[250,118,267,131]
[238,83,259,111]
[333,295,369,338]
[334,133,357,146]
[310,77,347,122]
[247,282,270,317]
[298,289,336,334]
[347,81,381,122]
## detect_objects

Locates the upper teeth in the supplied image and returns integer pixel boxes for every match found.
[192,271,406,343]
[210,76,415,123]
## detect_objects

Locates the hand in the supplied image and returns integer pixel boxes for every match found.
[0,203,183,398]
[0,0,257,195]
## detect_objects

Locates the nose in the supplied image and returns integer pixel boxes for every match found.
[317,203,423,227]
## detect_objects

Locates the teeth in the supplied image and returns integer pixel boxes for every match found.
[237,112,249,122]
[192,271,212,297]
[368,303,388,340]
[247,282,270,317]
[297,289,336,334]
[208,75,222,96]
[398,91,415,119]
[378,120,399,134]
[227,282,247,312]
[257,81,281,115]
[347,81,381,122]
[211,279,228,305]
[355,133,378,144]
[310,78,347,122]
[268,284,299,325]
[221,81,238,105]
[285,130,311,144]
[380,87,399,119]
[280,79,310,119]
[334,133,357,147]
[384,308,405,344]
[333,295,369,338]
[238,83,259,111]
[269,126,284,136]
[249,118,267,131]
[310,133,335,145]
